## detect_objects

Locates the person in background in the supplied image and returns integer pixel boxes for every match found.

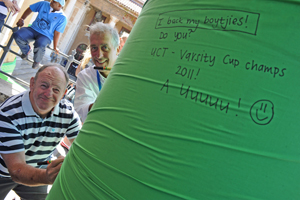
[74,22,120,123]
[0,0,20,31]
[119,35,128,51]
[13,0,67,69]
[0,63,81,199]
[75,46,92,76]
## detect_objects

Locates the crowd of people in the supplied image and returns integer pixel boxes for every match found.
[0,0,128,199]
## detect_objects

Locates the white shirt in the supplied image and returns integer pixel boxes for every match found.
[74,66,106,122]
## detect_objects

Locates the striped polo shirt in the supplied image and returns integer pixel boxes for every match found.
[0,91,82,177]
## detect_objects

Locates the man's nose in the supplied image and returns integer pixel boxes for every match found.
[97,49,103,58]
[44,88,52,97]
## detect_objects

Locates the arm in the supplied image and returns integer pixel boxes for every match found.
[2,0,20,15]
[53,30,60,53]
[63,108,82,146]
[60,137,74,150]
[53,14,67,53]
[88,103,94,111]
[16,7,32,27]
[1,152,64,186]
[69,138,75,144]
[75,63,82,77]
[57,107,82,155]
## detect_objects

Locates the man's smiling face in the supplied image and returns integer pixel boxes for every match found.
[50,0,62,11]
[90,32,119,69]
[29,66,67,118]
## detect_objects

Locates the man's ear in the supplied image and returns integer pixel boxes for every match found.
[30,77,35,91]
[117,40,121,55]
[117,45,121,55]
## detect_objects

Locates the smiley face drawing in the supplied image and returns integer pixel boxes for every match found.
[250,100,274,125]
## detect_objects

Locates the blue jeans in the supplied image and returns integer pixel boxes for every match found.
[13,27,51,63]
[0,19,4,32]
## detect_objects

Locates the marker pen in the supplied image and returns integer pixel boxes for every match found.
[94,66,112,71]
[37,160,52,165]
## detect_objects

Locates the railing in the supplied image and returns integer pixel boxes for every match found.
[0,23,80,87]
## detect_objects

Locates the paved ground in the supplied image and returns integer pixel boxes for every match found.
[12,49,53,84]
[4,190,20,200]
[4,186,53,200]
[0,48,63,102]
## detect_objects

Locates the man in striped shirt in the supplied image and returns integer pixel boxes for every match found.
[0,63,82,199]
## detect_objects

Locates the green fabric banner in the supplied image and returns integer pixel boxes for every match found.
[47,0,300,199]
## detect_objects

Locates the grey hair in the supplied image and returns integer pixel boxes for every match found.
[89,22,120,49]
[34,63,69,87]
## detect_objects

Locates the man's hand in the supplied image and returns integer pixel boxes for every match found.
[16,18,24,27]
[53,31,61,55]
[53,47,60,55]
[3,0,20,15]
[1,152,65,186]
[88,103,94,111]
[11,0,20,15]
[15,7,32,27]
[45,157,64,184]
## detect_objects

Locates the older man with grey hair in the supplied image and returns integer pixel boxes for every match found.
[74,22,121,123]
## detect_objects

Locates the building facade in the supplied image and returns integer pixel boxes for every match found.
[0,0,145,63]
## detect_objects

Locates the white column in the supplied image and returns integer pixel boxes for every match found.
[60,4,89,53]
[64,0,76,20]
[108,15,119,27]
[0,0,24,54]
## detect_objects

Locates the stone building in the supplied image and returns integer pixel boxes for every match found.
[0,0,146,63]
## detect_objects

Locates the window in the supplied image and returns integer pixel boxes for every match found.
[119,27,130,37]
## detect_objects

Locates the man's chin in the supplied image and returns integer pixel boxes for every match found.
[38,106,51,112]
[35,107,52,117]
